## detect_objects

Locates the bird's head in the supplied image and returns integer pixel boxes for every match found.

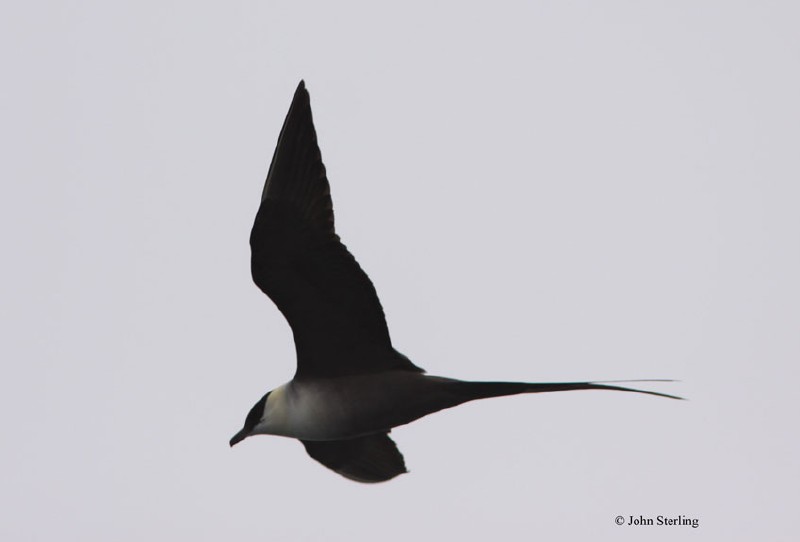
[229,392,271,447]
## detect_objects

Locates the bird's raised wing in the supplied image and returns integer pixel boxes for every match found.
[251,81,423,379]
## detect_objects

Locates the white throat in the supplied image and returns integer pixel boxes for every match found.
[251,381,338,440]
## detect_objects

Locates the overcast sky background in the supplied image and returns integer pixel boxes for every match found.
[2,1,799,540]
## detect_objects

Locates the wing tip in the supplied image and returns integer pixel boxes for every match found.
[284,80,309,115]
[295,79,308,99]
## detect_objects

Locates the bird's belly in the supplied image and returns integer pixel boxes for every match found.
[265,373,448,441]
[282,383,392,440]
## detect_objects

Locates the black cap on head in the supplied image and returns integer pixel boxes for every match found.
[230,392,270,447]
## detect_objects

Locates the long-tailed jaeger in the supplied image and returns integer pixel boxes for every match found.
[229,81,681,483]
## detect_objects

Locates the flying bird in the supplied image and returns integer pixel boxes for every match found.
[230,81,681,483]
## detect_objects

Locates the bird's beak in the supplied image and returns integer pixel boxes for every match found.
[229,428,248,447]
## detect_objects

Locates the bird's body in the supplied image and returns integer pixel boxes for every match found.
[230,81,680,483]
[251,372,457,441]
[249,371,673,443]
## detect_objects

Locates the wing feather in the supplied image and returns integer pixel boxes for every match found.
[301,433,408,483]
[251,81,422,378]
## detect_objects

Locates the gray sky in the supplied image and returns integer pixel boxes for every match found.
[2,1,798,540]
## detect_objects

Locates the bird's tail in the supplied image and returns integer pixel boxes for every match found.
[380,377,682,432]
[447,379,683,402]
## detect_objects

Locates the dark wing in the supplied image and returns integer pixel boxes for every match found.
[251,81,423,379]
[301,433,408,483]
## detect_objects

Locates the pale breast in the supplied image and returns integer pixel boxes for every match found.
[254,372,452,440]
